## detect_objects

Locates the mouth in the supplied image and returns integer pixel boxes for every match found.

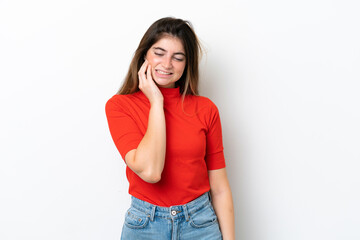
[155,69,173,75]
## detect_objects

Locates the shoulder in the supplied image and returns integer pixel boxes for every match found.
[184,95,221,124]
[105,92,145,113]
[106,92,144,107]
[105,94,126,110]
[187,95,219,112]
[106,94,128,105]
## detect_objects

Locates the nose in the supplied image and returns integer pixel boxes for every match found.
[162,56,173,69]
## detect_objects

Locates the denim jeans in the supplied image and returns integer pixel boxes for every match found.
[121,192,223,240]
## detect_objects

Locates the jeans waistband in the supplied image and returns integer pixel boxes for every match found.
[130,192,211,221]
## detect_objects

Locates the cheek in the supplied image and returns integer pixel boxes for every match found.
[176,63,186,75]
[145,57,159,75]
[146,55,160,66]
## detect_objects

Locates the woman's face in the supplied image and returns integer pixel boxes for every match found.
[145,35,186,88]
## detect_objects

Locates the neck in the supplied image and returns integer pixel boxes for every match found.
[158,86,181,98]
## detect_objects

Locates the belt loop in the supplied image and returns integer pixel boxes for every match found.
[183,204,190,222]
[150,205,156,221]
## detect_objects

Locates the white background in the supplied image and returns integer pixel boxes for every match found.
[1,0,359,239]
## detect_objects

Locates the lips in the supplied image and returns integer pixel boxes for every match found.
[156,69,172,75]
[155,69,173,79]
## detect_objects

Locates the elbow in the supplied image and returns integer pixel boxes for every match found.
[140,170,162,183]
[145,175,161,183]
[126,151,163,183]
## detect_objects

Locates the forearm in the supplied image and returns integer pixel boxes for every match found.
[211,186,235,240]
[133,102,166,182]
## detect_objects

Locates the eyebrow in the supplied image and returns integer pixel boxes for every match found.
[153,47,186,56]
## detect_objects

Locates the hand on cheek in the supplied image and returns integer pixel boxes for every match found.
[138,60,163,105]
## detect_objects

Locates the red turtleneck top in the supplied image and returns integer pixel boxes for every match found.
[105,87,226,207]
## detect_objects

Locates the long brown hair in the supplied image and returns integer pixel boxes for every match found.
[117,17,202,97]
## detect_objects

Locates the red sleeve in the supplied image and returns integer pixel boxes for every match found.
[205,101,226,170]
[105,95,143,161]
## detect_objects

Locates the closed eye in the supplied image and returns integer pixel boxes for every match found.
[154,50,185,61]
[173,57,185,61]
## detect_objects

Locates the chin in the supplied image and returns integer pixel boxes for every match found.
[154,78,175,88]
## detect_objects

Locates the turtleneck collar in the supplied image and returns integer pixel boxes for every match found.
[158,86,181,98]
[134,86,181,103]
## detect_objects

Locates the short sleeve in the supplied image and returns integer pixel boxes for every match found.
[205,102,226,170]
[105,96,143,161]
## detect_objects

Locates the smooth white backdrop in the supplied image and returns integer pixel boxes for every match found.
[1,0,359,239]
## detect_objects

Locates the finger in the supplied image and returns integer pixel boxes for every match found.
[138,60,148,79]
[139,59,147,71]
[146,65,152,82]
[138,61,148,87]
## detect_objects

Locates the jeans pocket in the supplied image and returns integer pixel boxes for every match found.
[124,207,150,229]
[190,203,218,228]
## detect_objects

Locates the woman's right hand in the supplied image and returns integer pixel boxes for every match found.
[138,59,164,105]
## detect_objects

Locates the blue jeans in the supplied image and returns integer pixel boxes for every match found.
[121,192,223,240]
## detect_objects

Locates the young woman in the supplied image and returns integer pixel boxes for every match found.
[105,17,235,240]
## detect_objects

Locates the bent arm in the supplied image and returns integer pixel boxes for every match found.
[124,102,166,183]
[209,168,235,240]
[124,61,166,183]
